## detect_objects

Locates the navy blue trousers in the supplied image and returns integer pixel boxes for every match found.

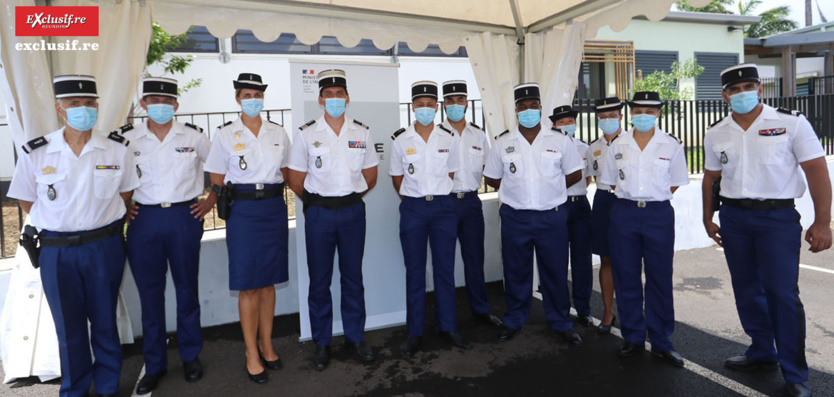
[591,189,616,257]
[305,202,367,346]
[452,192,490,315]
[719,204,807,384]
[39,221,125,397]
[609,199,676,351]
[399,195,458,336]
[499,204,572,332]
[565,196,593,317]
[126,204,204,375]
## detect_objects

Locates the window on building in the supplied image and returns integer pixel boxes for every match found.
[576,62,606,100]
[695,52,739,100]
[168,26,219,53]
[635,50,678,79]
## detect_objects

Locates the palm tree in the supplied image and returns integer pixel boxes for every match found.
[737,0,799,37]
[676,0,733,14]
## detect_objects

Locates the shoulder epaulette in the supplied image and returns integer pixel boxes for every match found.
[266,119,283,127]
[777,107,802,117]
[108,131,130,147]
[469,122,483,131]
[391,127,406,141]
[118,124,134,134]
[353,119,369,129]
[299,119,316,131]
[217,120,233,130]
[607,135,619,146]
[495,130,510,140]
[551,127,566,135]
[21,136,49,154]
[438,124,454,136]
[184,122,203,133]
[590,137,601,145]
[666,132,681,144]
[708,116,727,130]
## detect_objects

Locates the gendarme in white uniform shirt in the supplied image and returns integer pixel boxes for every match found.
[123,121,211,204]
[704,104,825,199]
[588,132,619,191]
[483,126,584,211]
[8,128,140,232]
[388,123,460,198]
[288,116,379,197]
[598,127,689,201]
[442,120,490,193]
[566,132,591,197]
[204,117,291,184]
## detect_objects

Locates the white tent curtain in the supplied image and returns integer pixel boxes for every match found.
[524,21,586,124]
[463,32,520,139]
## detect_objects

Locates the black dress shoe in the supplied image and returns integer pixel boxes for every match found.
[183,358,203,382]
[475,313,504,327]
[313,345,330,371]
[576,315,595,327]
[651,349,685,367]
[136,369,166,395]
[618,342,645,357]
[259,352,283,370]
[560,329,583,347]
[724,355,778,371]
[598,315,616,335]
[401,336,422,357]
[347,341,375,362]
[441,332,472,350]
[786,383,811,397]
[498,326,517,341]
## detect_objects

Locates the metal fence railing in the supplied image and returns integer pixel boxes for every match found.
[3,96,833,259]
[808,76,834,96]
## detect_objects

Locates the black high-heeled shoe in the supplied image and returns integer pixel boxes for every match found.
[245,357,268,384]
[598,315,617,335]
[259,352,283,370]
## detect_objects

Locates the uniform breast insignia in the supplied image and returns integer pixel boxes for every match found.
[720,151,728,164]
[312,141,323,148]
[300,119,317,131]
[184,122,204,133]
[438,124,454,136]
[615,153,623,160]
[107,131,130,147]
[133,151,141,156]
[47,184,57,201]
[239,156,248,170]
[408,163,415,174]
[619,169,625,180]
[438,149,450,153]
[545,149,557,153]
[234,132,242,139]
[175,147,195,153]
[472,146,482,151]
[593,160,598,171]
[136,164,143,178]
[593,150,601,157]
[41,166,56,175]
[509,162,517,174]
[95,165,121,170]
[22,136,49,154]
[353,119,369,129]
[234,143,246,151]
[758,128,786,136]
[315,155,323,168]
[391,128,406,141]
[505,146,515,154]
[348,141,366,148]
[406,148,416,156]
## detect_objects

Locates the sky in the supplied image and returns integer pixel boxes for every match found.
[723,0,833,27]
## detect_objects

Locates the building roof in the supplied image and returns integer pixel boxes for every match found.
[636,11,761,26]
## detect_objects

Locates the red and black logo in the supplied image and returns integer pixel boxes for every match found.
[15,6,98,37]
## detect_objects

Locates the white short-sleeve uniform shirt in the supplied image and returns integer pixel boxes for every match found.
[388,123,460,198]
[204,118,291,184]
[442,120,490,194]
[587,132,620,191]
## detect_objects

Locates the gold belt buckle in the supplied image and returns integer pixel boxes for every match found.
[637,201,647,208]
[161,202,172,208]
[457,192,465,199]
[426,195,434,201]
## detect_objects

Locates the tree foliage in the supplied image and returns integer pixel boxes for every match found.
[146,22,202,95]
[676,0,734,14]
[676,0,799,37]
[631,59,705,101]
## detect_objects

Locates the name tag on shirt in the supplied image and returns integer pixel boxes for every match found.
[348,141,366,149]
[758,128,786,136]
[175,147,195,153]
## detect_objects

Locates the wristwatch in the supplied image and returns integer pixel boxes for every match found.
[211,184,223,196]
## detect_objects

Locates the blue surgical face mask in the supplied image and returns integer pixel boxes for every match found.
[445,104,466,122]
[63,106,97,131]
[414,107,436,126]
[517,109,541,128]
[324,98,346,118]
[241,98,264,118]
[560,123,577,137]
[598,118,620,135]
[631,114,657,132]
[729,90,759,114]
[147,103,175,124]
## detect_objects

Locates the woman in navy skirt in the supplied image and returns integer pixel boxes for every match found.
[204,73,291,384]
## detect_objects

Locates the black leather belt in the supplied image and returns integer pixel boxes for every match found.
[568,195,587,202]
[40,220,124,247]
[231,183,284,200]
[303,190,362,210]
[136,198,197,208]
[597,188,615,194]
[617,198,670,208]
[720,196,794,210]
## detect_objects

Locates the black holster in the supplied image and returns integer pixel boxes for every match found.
[711,177,722,212]
[216,182,234,220]
[19,225,41,269]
